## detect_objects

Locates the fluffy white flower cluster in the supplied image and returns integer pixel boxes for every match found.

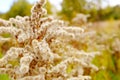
[0,0,99,80]
[112,38,120,53]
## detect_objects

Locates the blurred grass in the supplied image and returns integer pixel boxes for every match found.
[0,52,2,58]
[0,74,10,80]
[1,33,11,38]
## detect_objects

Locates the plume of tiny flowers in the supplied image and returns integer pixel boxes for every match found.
[0,0,99,80]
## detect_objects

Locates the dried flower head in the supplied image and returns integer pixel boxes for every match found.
[0,0,99,80]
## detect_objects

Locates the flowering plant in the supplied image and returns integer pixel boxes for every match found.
[0,0,99,80]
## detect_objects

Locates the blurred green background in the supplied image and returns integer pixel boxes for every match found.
[0,0,120,21]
